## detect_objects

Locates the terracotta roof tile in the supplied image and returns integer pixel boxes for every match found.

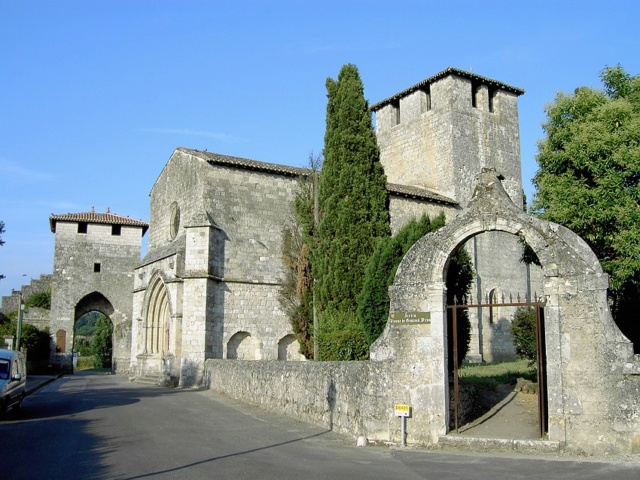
[50,211,149,234]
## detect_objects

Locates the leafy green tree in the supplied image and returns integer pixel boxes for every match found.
[357,213,446,345]
[90,315,113,369]
[0,314,17,339]
[75,312,98,337]
[511,307,538,364]
[312,65,390,360]
[446,247,474,370]
[532,64,640,349]
[74,337,92,357]
[0,318,49,364]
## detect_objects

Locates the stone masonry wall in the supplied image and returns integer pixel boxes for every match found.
[463,231,545,363]
[0,274,52,334]
[389,195,457,235]
[376,71,529,365]
[214,282,294,360]
[204,359,393,442]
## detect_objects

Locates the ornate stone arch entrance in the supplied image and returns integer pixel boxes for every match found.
[134,273,182,384]
[144,276,171,356]
[374,169,639,453]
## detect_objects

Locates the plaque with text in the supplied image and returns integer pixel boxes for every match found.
[389,311,431,325]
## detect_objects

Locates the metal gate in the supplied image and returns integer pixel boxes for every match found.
[448,294,548,438]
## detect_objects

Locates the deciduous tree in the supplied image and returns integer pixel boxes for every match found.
[532,64,640,348]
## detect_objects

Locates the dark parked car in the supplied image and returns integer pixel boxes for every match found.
[0,349,27,415]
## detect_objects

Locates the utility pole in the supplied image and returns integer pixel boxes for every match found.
[16,291,24,351]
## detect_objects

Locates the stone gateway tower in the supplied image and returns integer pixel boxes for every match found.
[49,209,148,372]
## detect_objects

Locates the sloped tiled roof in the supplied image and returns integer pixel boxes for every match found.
[50,211,149,234]
[370,67,525,111]
[181,147,455,205]
[387,183,457,205]
[178,147,308,177]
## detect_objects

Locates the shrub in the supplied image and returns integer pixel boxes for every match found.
[317,309,368,361]
[90,315,113,369]
[25,290,52,310]
[511,307,538,363]
[358,213,446,346]
[20,324,51,362]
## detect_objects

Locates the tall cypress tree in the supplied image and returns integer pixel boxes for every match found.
[313,64,390,317]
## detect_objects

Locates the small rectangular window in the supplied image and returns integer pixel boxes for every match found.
[420,85,431,113]
[94,262,101,273]
[391,99,400,125]
[78,222,88,234]
[112,225,121,236]
[472,80,480,109]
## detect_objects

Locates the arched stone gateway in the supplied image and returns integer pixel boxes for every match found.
[48,210,148,373]
[373,168,640,454]
[52,291,122,370]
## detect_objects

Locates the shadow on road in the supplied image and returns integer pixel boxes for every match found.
[121,429,333,480]
[12,372,195,421]
[0,372,210,479]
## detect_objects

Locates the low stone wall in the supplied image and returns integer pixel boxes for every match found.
[204,359,391,440]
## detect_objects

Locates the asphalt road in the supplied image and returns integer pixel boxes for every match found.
[1,372,639,480]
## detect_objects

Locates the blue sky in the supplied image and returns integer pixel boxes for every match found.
[1,0,639,300]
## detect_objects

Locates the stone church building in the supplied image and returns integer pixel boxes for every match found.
[130,67,541,386]
[6,66,638,454]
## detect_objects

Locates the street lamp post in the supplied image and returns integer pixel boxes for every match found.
[16,292,24,351]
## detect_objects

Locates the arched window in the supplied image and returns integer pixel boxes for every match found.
[145,277,170,355]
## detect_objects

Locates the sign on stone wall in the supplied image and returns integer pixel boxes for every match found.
[389,311,431,325]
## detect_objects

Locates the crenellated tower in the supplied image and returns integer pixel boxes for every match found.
[372,67,524,209]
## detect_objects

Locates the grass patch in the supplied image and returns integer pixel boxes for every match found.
[75,356,94,370]
[458,359,536,389]
[74,356,113,372]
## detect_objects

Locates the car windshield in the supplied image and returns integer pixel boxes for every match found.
[0,359,9,380]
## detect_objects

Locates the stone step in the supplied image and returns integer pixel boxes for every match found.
[134,374,165,387]
[438,435,561,455]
